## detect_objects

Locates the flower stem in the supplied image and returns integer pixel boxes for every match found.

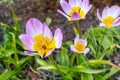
[48,55,65,77]
[76,20,81,36]
[98,28,107,58]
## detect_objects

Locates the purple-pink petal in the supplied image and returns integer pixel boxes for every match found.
[74,35,79,43]
[43,23,53,40]
[78,39,87,46]
[19,34,34,50]
[70,45,77,52]
[110,6,120,18]
[24,51,34,56]
[60,0,71,14]
[112,17,120,26]
[102,7,109,18]
[72,12,80,20]
[69,0,75,7]
[26,18,43,37]
[57,9,69,19]
[45,49,55,57]
[54,28,63,48]
[84,48,90,54]
[97,9,102,21]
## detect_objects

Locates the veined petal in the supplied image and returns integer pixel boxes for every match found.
[60,0,71,14]
[70,45,77,52]
[69,0,75,7]
[84,48,90,54]
[78,39,87,46]
[75,0,81,6]
[86,5,92,13]
[54,28,63,48]
[109,6,120,18]
[57,9,69,19]
[43,23,53,40]
[97,9,102,21]
[74,35,79,43]
[100,23,109,28]
[83,0,89,6]
[19,34,34,50]
[72,12,80,20]
[45,49,55,57]
[112,17,120,26]
[26,18,43,37]
[24,51,34,56]
[102,7,109,18]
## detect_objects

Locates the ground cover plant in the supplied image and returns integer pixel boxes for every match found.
[0,0,120,80]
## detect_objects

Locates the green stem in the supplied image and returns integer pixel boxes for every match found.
[81,54,89,68]
[98,28,107,58]
[48,55,65,77]
[10,32,20,70]
[76,20,81,36]
[7,0,18,25]
[76,53,79,65]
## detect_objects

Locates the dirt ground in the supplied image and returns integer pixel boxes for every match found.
[0,0,120,79]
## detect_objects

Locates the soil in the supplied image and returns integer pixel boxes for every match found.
[0,0,120,80]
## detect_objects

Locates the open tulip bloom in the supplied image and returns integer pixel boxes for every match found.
[57,0,92,21]
[19,18,63,58]
[97,5,120,28]
[70,35,89,54]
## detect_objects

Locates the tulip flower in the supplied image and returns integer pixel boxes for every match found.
[70,35,89,54]
[97,5,120,28]
[19,18,63,58]
[57,0,92,21]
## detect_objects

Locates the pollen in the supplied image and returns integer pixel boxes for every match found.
[33,34,56,57]
[80,10,85,19]
[102,16,115,28]
[68,6,81,20]
[74,42,85,52]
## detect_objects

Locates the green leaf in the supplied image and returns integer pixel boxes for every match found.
[57,47,69,66]
[37,65,70,74]
[102,36,112,49]
[45,17,52,26]
[69,53,76,67]
[104,67,119,79]
[73,26,79,35]
[19,56,32,69]
[63,41,73,46]
[72,65,107,73]
[36,57,48,66]
[81,73,93,80]
[95,75,105,80]
[0,70,19,80]
[86,60,112,66]
[37,65,55,70]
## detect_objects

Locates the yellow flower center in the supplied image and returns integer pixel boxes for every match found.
[80,10,85,19]
[74,42,85,52]
[102,16,115,28]
[68,6,81,20]
[33,34,56,57]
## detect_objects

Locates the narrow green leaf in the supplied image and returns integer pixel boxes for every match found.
[104,67,119,79]
[0,70,19,80]
[81,73,93,80]
[69,53,76,67]
[73,26,79,35]
[19,56,32,68]
[86,60,112,66]
[36,58,48,66]
[72,65,107,74]
[95,75,105,80]
[57,47,69,66]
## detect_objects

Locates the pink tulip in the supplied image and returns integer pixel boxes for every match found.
[19,18,63,58]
